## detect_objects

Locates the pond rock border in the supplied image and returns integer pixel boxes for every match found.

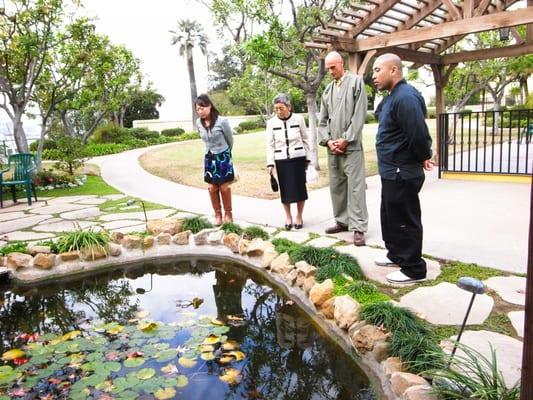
[1,218,438,400]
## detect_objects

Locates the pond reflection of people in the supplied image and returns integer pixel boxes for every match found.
[212,270,246,321]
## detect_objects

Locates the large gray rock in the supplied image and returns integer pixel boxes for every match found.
[484,276,526,306]
[350,324,389,352]
[270,253,291,274]
[33,253,56,269]
[334,295,361,330]
[402,385,439,400]
[382,357,404,378]
[108,243,122,257]
[295,260,316,277]
[143,236,155,248]
[390,372,430,397]
[222,233,240,253]
[146,218,183,235]
[28,245,51,255]
[122,235,141,249]
[173,231,191,245]
[309,279,334,308]
[156,233,172,245]
[261,248,278,268]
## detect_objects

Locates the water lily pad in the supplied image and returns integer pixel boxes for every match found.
[178,357,197,368]
[136,367,156,380]
[104,361,122,372]
[213,326,230,335]
[218,355,234,365]
[154,387,176,399]
[124,357,145,368]
[200,352,215,361]
[221,340,239,351]
[226,351,245,361]
[0,366,22,385]
[160,363,179,375]
[1,348,25,361]
[116,390,139,400]
[202,334,220,345]
[156,349,177,363]
[60,330,82,341]
[176,374,189,387]
[199,344,215,352]
[219,368,241,384]
[139,321,158,332]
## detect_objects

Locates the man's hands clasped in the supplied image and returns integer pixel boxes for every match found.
[327,138,349,155]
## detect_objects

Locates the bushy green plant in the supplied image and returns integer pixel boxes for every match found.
[44,134,85,175]
[56,228,110,254]
[83,143,130,157]
[161,128,185,137]
[175,132,200,141]
[181,217,213,234]
[361,302,430,335]
[390,331,445,374]
[29,139,57,152]
[129,128,159,140]
[365,112,376,123]
[35,239,61,254]
[271,238,301,258]
[236,118,266,133]
[0,241,29,255]
[34,169,77,187]
[220,222,243,235]
[344,280,390,304]
[290,246,363,281]
[91,124,129,144]
[243,226,269,240]
[425,344,520,399]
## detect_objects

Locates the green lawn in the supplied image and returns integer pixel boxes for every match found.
[138,121,432,199]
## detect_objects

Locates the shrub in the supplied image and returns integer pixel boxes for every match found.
[365,112,376,123]
[426,107,436,119]
[29,139,57,152]
[91,124,129,144]
[34,170,76,187]
[220,222,243,235]
[51,135,85,175]
[129,128,159,140]
[35,239,61,254]
[181,216,213,234]
[242,226,269,240]
[390,330,445,374]
[344,281,390,304]
[56,228,110,255]
[236,118,266,133]
[83,143,130,157]
[271,238,301,258]
[0,241,29,255]
[175,132,200,141]
[161,128,185,137]
[361,302,430,335]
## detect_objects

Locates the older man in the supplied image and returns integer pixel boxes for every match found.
[372,53,433,284]
[318,51,368,246]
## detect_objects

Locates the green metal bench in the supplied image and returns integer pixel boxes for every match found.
[518,123,533,143]
[0,153,38,208]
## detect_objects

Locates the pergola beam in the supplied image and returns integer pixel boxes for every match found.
[441,43,533,64]
[336,8,533,52]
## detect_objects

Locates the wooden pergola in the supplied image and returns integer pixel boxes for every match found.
[305,0,533,397]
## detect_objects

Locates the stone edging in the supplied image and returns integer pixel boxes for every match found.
[2,221,437,400]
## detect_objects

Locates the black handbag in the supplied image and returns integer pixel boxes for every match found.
[270,175,279,192]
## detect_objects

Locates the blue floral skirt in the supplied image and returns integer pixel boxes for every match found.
[204,149,235,184]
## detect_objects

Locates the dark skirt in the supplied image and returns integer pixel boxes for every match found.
[275,157,308,204]
[204,148,234,184]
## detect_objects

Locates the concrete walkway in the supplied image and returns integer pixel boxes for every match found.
[91,141,530,274]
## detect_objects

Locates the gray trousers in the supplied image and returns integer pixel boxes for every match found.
[327,148,368,232]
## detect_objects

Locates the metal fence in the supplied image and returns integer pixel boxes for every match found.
[438,109,533,177]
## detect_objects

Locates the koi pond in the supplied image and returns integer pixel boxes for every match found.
[0,258,376,400]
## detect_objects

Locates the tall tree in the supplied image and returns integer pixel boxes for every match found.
[122,87,165,128]
[170,19,208,127]
[0,0,67,153]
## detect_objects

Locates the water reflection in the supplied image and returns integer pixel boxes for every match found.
[0,259,375,400]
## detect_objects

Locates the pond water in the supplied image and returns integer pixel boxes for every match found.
[0,258,376,400]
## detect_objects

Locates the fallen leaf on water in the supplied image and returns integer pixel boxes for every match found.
[60,330,81,341]
[139,321,158,332]
[221,340,239,351]
[178,357,197,368]
[161,363,179,375]
[203,334,220,345]
[191,297,204,309]
[154,387,176,400]
[219,368,241,384]
[1,349,25,361]
[226,351,245,361]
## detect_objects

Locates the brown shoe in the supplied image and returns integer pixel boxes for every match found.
[353,231,365,246]
[325,223,348,234]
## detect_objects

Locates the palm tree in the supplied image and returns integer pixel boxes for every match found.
[170,19,209,129]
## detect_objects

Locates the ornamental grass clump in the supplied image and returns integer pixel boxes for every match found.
[242,226,269,241]
[271,238,301,258]
[291,246,363,281]
[425,344,520,400]
[0,241,29,255]
[181,217,213,234]
[56,228,110,257]
[220,222,243,235]
[344,281,390,305]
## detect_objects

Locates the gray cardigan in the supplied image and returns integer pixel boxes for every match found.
[196,116,234,154]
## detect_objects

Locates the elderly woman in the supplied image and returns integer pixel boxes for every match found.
[196,94,234,225]
[266,93,310,230]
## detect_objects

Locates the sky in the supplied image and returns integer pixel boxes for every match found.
[82,0,222,121]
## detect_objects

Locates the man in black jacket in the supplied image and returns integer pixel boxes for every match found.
[372,53,434,284]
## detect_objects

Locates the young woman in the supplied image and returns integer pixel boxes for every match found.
[266,93,310,230]
[195,94,235,224]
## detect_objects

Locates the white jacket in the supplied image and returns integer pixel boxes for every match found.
[266,113,310,166]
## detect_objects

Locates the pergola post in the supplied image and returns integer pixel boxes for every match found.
[348,52,361,74]
[522,176,533,400]
[431,64,445,174]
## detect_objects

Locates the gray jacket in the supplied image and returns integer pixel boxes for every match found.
[318,72,367,151]
[197,116,234,154]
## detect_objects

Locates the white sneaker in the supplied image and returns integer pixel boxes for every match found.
[374,255,399,267]
[386,270,426,284]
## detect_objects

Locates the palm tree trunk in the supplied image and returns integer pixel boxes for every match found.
[186,44,198,130]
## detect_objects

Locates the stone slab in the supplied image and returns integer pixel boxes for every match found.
[44,195,96,204]
[98,209,175,222]
[73,197,108,205]
[447,330,522,388]
[306,236,340,248]
[484,276,526,306]
[400,282,494,325]
[274,230,310,244]
[110,223,146,234]
[335,246,441,286]
[3,231,56,241]
[101,194,127,201]
[508,311,524,338]
[100,220,146,230]
[0,201,44,213]
[60,207,103,220]
[33,220,96,233]
[0,211,27,222]
[29,203,92,215]
[0,215,51,234]
[173,212,198,220]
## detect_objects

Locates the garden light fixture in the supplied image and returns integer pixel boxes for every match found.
[126,199,147,223]
[136,274,153,294]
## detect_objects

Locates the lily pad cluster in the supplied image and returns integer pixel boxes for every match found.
[0,312,246,399]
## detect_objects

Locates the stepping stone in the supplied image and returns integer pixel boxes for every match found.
[0,201,44,213]
[29,203,92,215]
[306,236,340,248]
[237,221,277,235]
[399,282,493,325]
[101,194,127,201]
[44,195,96,204]
[3,231,55,241]
[33,220,96,233]
[99,209,175,222]
[110,223,146,234]
[60,207,103,220]
[484,276,526,306]
[0,211,27,222]
[445,330,522,388]
[74,197,108,205]
[508,311,524,338]
[0,215,51,233]
[335,246,440,286]
[100,220,146,230]
[173,212,197,220]
[274,230,310,244]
